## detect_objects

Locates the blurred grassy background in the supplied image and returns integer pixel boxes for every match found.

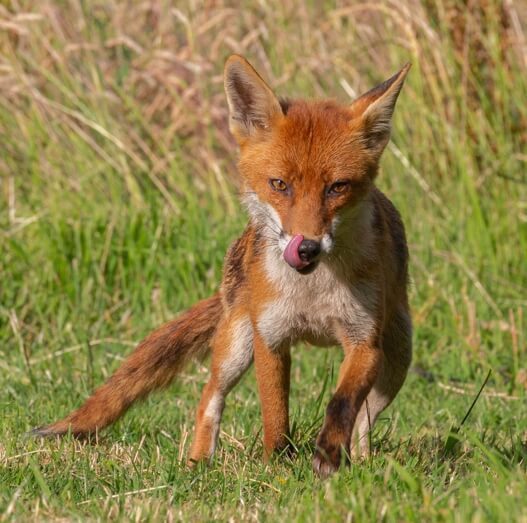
[1,1,526,521]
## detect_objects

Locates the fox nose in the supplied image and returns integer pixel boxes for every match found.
[298,239,321,262]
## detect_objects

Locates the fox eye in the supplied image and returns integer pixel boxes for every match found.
[328,181,351,195]
[269,178,288,192]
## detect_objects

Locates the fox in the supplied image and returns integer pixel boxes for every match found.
[33,55,412,477]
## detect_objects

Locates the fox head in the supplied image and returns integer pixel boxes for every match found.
[224,55,410,274]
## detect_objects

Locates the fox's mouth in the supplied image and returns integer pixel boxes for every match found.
[295,261,319,275]
[283,234,320,274]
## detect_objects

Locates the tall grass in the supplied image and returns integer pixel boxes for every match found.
[1,1,526,521]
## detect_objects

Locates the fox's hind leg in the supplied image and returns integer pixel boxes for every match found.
[351,308,412,458]
[188,313,253,463]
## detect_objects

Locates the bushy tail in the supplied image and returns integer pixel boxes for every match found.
[33,293,223,437]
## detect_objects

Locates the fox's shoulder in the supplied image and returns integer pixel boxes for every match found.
[220,224,260,308]
[371,187,409,282]
[371,188,405,230]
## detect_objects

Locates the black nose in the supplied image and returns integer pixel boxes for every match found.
[298,239,321,262]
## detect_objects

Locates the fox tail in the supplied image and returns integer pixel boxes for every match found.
[32,293,222,437]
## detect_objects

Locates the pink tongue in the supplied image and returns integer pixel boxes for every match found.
[284,234,307,269]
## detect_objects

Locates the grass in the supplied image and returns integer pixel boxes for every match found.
[1,0,526,521]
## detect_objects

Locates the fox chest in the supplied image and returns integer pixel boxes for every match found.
[256,258,376,349]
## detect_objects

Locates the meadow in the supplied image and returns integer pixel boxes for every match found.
[1,1,526,521]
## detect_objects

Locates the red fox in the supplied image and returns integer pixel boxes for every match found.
[34,55,412,477]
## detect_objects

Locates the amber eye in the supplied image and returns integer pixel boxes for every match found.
[270,178,288,192]
[328,181,350,195]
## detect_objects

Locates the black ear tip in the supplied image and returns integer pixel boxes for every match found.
[399,62,412,77]
[225,54,250,72]
[227,53,246,62]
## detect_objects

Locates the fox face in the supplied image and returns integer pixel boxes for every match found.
[224,55,410,273]
[239,101,375,271]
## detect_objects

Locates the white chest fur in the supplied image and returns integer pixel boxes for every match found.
[256,247,377,349]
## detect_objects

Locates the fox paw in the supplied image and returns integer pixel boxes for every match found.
[312,444,342,478]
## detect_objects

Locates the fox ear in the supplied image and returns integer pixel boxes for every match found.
[350,63,411,154]
[224,55,284,142]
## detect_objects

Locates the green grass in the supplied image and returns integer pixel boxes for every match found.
[1,1,526,521]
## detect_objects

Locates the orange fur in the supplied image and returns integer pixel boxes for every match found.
[34,55,412,477]
[253,331,291,458]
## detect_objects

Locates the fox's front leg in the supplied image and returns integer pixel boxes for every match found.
[253,331,291,458]
[189,312,253,463]
[313,337,382,478]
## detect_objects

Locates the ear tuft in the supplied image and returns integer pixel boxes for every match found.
[350,63,411,154]
[224,55,283,142]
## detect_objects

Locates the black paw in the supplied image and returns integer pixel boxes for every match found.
[312,443,342,478]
